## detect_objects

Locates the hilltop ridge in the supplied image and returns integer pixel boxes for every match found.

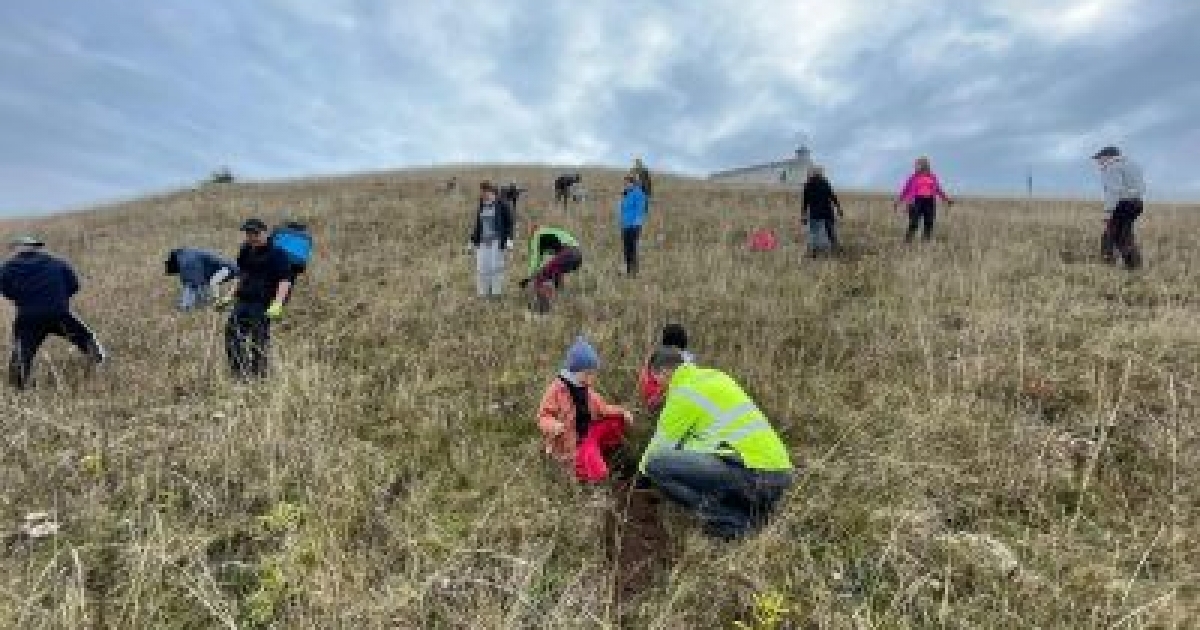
[0,166,1196,628]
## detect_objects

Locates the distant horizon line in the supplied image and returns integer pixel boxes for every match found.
[2,160,1197,220]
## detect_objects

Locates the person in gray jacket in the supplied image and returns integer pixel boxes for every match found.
[1093,146,1145,269]
[165,248,239,310]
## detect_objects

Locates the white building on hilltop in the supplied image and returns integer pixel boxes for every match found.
[708,146,813,186]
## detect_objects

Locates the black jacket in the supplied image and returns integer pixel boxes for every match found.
[234,244,292,304]
[0,251,80,317]
[499,185,525,206]
[802,175,841,220]
[470,199,514,248]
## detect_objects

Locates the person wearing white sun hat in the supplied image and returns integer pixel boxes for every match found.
[0,235,106,389]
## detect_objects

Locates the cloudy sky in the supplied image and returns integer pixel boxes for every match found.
[0,0,1196,215]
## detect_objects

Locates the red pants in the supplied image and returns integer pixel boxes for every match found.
[574,413,627,483]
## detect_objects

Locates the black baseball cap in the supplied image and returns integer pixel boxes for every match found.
[240,218,268,232]
[1092,146,1120,159]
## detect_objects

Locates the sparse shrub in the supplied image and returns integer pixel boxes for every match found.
[207,166,235,185]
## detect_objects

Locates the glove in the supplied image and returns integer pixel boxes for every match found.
[503,239,513,251]
[213,295,234,311]
[266,300,284,321]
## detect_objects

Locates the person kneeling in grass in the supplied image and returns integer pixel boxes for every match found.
[638,346,793,541]
[536,336,634,483]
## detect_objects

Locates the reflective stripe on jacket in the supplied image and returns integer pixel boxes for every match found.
[527,227,579,274]
[639,364,792,473]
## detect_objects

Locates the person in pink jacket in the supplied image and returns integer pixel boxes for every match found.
[894,156,954,242]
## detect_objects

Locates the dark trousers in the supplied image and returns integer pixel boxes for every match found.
[530,247,582,312]
[225,302,271,379]
[1101,199,1143,269]
[9,312,103,389]
[826,218,839,248]
[645,450,792,540]
[906,197,937,241]
[621,225,641,275]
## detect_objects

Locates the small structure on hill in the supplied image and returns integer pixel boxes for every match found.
[708,145,813,185]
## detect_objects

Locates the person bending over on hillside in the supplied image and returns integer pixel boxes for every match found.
[638,347,793,541]
[638,324,695,415]
[165,247,238,311]
[618,175,648,277]
[537,336,634,483]
[801,165,843,257]
[519,225,582,314]
[0,235,106,390]
[554,173,581,209]
[1093,146,1145,270]
[499,181,526,214]
[215,219,292,380]
[468,181,515,299]
[894,156,953,242]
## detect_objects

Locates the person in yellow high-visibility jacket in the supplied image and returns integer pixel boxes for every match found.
[638,346,793,540]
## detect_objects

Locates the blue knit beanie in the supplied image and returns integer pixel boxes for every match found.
[564,336,600,373]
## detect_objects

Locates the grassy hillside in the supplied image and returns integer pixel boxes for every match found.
[1,168,1197,628]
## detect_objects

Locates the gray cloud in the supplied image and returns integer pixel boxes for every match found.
[0,0,1197,215]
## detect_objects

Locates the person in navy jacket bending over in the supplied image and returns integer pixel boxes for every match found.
[0,235,106,389]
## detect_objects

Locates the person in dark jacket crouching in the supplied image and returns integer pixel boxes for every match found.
[215,219,292,380]
[0,235,106,389]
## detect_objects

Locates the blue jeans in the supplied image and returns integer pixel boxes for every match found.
[178,283,212,311]
[807,218,831,251]
[645,450,792,540]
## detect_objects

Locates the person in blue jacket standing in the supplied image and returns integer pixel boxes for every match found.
[619,174,648,277]
[165,247,239,311]
[0,235,106,389]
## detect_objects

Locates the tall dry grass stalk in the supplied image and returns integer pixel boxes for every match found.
[1,168,1197,628]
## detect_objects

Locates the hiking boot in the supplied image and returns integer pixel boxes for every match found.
[1122,246,1143,270]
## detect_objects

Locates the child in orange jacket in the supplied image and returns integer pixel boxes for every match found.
[537,336,633,482]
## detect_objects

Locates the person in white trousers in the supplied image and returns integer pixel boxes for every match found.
[468,181,515,298]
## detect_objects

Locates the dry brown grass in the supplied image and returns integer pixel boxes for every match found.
[1,167,1198,628]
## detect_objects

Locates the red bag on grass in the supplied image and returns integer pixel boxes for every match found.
[746,229,778,252]
[574,414,628,483]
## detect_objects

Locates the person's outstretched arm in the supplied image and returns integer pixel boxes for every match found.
[537,383,566,438]
[637,393,698,474]
[895,175,916,208]
[934,175,953,205]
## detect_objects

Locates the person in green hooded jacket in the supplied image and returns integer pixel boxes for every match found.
[519,225,582,313]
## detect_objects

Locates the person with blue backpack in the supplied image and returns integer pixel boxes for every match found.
[215,219,293,379]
